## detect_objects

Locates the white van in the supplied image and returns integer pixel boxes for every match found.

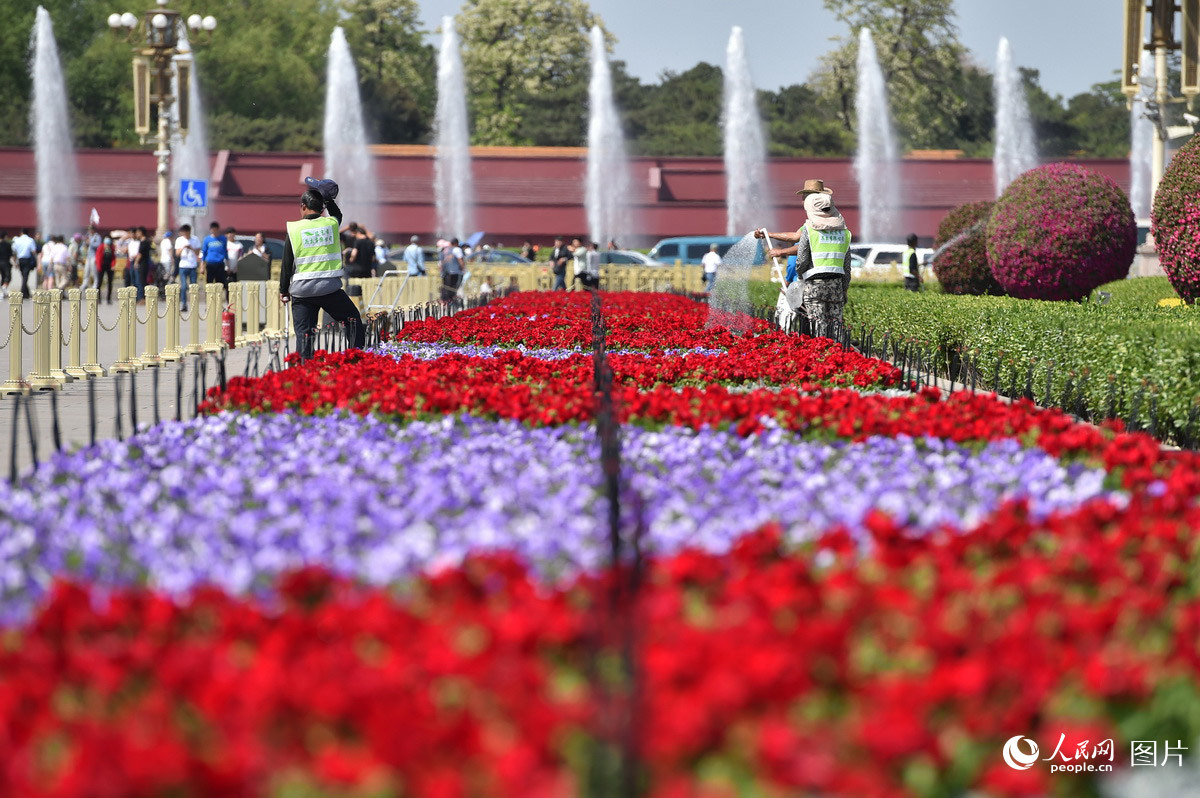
[849,243,935,282]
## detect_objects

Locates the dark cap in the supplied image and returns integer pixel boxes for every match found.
[304,176,339,202]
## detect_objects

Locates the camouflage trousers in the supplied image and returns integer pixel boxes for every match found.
[802,277,846,341]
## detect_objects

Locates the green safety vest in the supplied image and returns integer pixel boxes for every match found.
[803,227,852,280]
[903,247,918,277]
[285,216,343,282]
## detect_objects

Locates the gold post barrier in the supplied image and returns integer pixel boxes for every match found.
[127,286,143,373]
[82,288,104,377]
[65,289,88,379]
[245,282,262,343]
[47,289,71,384]
[230,282,245,347]
[186,284,203,355]
[140,285,163,367]
[28,292,58,390]
[0,294,27,394]
[110,287,136,373]
[204,283,223,352]
[162,284,182,361]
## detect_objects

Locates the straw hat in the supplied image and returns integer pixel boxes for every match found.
[796,179,834,196]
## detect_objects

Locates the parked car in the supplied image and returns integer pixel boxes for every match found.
[466,248,532,265]
[648,235,765,265]
[599,249,662,266]
[848,243,934,282]
[234,235,285,263]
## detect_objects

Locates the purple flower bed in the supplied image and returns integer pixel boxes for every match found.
[0,413,1111,622]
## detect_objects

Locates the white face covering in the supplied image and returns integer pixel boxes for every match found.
[804,193,846,231]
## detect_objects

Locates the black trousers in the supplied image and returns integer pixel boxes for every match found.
[291,289,365,360]
[99,265,114,303]
[17,258,34,297]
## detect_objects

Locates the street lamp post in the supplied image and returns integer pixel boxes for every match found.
[109,0,216,238]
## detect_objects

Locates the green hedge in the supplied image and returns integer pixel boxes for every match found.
[839,279,1200,440]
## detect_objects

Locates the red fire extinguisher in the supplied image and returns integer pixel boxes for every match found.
[222,304,236,349]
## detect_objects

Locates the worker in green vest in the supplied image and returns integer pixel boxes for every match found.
[903,233,921,292]
[755,179,852,341]
[279,181,365,360]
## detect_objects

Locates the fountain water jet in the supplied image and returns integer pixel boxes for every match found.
[586,25,630,247]
[853,28,899,242]
[1129,53,1154,218]
[434,16,473,239]
[993,37,1038,196]
[323,27,378,233]
[171,29,213,228]
[30,6,78,237]
[723,26,772,236]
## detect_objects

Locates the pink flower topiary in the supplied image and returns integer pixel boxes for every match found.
[986,163,1136,301]
[933,201,1003,295]
[1151,133,1200,303]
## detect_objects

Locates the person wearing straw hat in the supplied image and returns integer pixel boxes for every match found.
[754,179,852,340]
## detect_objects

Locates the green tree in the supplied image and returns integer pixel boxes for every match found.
[626,63,723,156]
[811,0,973,150]
[762,84,853,157]
[456,0,604,146]
[339,0,435,145]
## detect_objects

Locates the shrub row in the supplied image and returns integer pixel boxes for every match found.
[841,280,1200,441]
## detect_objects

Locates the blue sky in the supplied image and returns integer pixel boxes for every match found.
[416,0,1122,99]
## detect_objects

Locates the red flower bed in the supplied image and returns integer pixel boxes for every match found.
[5,497,1200,796]
[393,291,770,350]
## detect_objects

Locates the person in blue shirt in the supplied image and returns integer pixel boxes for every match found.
[12,228,37,299]
[200,221,229,298]
[403,235,425,275]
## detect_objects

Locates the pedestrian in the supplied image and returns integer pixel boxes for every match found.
[403,235,425,276]
[0,231,12,298]
[38,235,54,289]
[479,275,495,297]
[519,240,534,261]
[158,230,174,290]
[138,228,153,299]
[439,237,464,303]
[347,227,375,279]
[575,240,600,290]
[67,234,83,286]
[201,221,228,297]
[249,233,272,270]
[756,179,853,341]
[98,236,116,304]
[174,224,199,311]
[12,228,36,299]
[903,233,921,292]
[49,235,71,289]
[80,225,101,291]
[549,236,570,291]
[374,238,388,275]
[125,229,144,298]
[225,227,243,285]
[279,180,364,360]
[702,242,721,292]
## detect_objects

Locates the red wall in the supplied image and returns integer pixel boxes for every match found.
[0,146,1132,247]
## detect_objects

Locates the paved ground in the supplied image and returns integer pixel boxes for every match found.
[0,272,297,475]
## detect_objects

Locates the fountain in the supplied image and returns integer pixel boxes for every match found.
[1129,53,1153,218]
[30,6,79,237]
[723,26,772,237]
[171,29,212,228]
[585,25,631,247]
[993,37,1038,196]
[853,28,899,243]
[434,16,473,239]
[323,27,378,233]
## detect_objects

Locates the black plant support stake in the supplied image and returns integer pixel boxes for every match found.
[24,393,38,470]
[130,369,138,433]
[10,393,21,484]
[1106,376,1117,420]
[1061,376,1074,415]
[1148,396,1159,440]
[1075,374,1089,420]
[114,373,124,442]
[49,388,61,452]
[89,376,96,447]
[1042,363,1054,407]
[175,364,183,423]
[1024,362,1035,401]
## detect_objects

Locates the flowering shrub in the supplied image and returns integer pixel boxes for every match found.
[1151,133,1200,302]
[987,163,1136,301]
[933,200,1003,295]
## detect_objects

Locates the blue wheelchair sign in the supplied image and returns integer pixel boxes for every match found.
[179,179,208,210]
